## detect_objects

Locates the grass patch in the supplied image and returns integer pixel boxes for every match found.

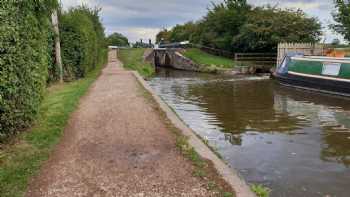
[182,48,235,69]
[0,58,106,197]
[251,184,271,197]
[118,48,155,77]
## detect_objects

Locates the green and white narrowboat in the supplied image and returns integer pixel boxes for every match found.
[273,53,350,97]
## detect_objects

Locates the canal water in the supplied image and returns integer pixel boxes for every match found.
[148,68,350,197]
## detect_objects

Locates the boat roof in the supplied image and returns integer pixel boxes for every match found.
[291,56,350,64]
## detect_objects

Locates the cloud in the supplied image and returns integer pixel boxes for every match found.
[61,0,343,43]
[283,2,321,10]
[61,0,97,9]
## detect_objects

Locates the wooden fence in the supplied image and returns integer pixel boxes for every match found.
[191,42,327,67]
[234,53,277,66]
[277,43,325,66]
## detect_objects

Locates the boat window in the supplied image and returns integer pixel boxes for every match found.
[322,62,341,76]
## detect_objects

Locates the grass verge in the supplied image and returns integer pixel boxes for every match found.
[137,82,235,197]
[182,48,236,70]
[118,48,155,77]
[251,184,271,197]
[0,58,106,197]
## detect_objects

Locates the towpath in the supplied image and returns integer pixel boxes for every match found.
[25,51,217,197]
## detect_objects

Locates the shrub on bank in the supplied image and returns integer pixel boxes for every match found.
[0,0,58,140]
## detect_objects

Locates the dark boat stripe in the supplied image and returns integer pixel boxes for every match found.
[288,71,350,82]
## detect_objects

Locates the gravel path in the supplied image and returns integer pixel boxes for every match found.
[26,51,215,197]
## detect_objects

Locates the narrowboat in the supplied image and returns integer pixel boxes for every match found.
[273,53,350,97]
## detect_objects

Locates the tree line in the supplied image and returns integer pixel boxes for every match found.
[156,0,326,53]
[0,1,107,141]
[332,0,350,43]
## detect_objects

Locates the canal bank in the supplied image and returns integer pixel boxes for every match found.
[133,68,255,197]
[26,50,254,197]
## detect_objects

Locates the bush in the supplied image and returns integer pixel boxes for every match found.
[59,6,106,80]
[0,0,58,141]
[107,32,129,47]
[0,2,107,141]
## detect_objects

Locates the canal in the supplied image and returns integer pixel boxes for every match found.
[148,68,350,197]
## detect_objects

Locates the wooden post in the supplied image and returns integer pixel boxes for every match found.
[51,9,63,83]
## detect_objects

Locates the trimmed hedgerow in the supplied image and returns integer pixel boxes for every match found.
[0,0,58,141]
[0,2,107,141]
[59,6,106,80]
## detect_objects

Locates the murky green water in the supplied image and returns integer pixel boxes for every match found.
[148,68,350,197]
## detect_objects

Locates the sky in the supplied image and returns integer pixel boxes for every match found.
[61,0,344,43]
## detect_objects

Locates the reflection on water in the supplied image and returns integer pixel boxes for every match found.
[148,68,350,197]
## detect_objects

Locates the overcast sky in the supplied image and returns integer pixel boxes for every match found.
[61,0,343,43]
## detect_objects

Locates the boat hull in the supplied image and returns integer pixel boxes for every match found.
[274,72,350,97]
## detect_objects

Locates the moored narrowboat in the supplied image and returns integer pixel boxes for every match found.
[273,54,350,97]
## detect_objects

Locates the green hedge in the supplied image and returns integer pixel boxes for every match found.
[0,2,107,141]
[0,0,58,141]
[59,6,106,80]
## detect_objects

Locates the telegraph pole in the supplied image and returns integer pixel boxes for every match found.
[51,9,63,83]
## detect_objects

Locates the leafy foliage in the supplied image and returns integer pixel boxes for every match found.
[0,0,58,140]
[251,184,271,197]
[156,22,199,44]
[156,0,321,52]
[0,58,105,197]
[106,32,129,47]
[59,6,106,79]
[232,6,322,52]
[332,0,350,41]
[0,2,107,141]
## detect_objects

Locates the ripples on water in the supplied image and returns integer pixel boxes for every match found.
[148,68,350,197]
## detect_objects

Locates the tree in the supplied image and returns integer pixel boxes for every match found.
[107,33,129,47]
[199,0,251,51]
[156,0,321,53]
[156,28,172,43]
[232,7,322,52]
[332,0,350,41]
[169,22,197,42]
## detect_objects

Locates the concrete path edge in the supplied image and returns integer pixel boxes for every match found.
[131,71,256,197]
